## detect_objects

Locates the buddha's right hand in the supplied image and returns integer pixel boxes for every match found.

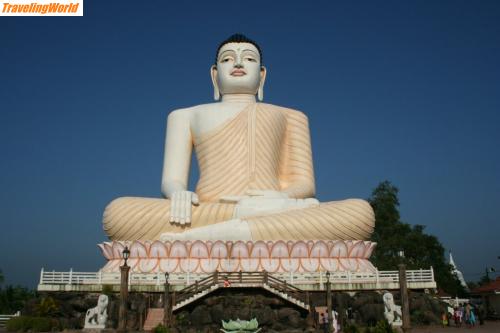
[169,190,199,225]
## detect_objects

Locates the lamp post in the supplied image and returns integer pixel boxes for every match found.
[398,250,411,332]
[118,246,130,332]
[163,272,170,327]
[326,271,333,333]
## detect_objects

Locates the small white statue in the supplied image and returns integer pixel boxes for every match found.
[84,294,108,329]
[383,292,402,326]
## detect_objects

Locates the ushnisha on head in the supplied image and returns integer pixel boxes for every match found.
[211,33,266,101]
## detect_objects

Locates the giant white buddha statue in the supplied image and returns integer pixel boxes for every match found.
[103,34,375,242]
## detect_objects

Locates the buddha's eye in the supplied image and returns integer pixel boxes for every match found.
[221,58,232,63]
[245,57,256,62]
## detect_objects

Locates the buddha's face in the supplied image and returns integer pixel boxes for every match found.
[211,42,266,97]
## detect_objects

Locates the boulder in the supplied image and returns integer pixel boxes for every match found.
[190,305,212,326]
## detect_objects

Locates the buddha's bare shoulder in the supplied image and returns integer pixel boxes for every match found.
[167,103,220,120]
[259,103,309,121]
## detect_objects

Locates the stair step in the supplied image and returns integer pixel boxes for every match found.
[143,308,165,331]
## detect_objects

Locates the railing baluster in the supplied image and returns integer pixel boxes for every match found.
[39,268,44,285]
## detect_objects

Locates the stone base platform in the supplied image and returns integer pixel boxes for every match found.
[98,240,377,274]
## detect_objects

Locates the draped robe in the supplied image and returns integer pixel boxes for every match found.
[103,103,375,241]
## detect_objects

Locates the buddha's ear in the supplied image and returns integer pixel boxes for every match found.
[258,66,267,101]
[210,65,220,101]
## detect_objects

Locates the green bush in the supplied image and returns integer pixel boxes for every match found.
[6,316,32,332]
[153,323,169,333]
[360,319,395,333]
[372,319,394,333]
[411,309,439,325]
[175,312,189,326]
[35,297,59,317]
[344,323,361,333]
[31,317,54,332]
[5,316,59,332]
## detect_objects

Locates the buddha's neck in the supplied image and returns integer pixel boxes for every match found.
[221,94,256,103]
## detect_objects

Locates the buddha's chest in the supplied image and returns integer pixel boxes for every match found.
[193,104,288,192]
[191,104,287,144]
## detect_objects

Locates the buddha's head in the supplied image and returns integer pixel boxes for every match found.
[211,34,267,101]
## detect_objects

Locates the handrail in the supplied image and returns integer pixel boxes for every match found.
[265,274,307,304]
[267,275,302,293]
[174,274,217,304]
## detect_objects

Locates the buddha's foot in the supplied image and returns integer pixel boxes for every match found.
[159,218,252,241]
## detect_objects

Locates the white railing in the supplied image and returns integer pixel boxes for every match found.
[39,267,435,287]
[0,311,20,327]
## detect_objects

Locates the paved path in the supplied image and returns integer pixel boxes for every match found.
[412,321,500,333]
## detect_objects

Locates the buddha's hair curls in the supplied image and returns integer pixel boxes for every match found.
[215,33,262,65]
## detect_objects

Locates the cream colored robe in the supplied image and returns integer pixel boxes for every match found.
[103,103,374,241]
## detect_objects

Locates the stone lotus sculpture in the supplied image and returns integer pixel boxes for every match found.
[102,33,375,244]
[84,294,108,329]
[98,239,377,273]
[221,318,261,333]
[383,292,402,326]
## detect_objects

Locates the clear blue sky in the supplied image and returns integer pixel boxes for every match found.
[1,0,499,287]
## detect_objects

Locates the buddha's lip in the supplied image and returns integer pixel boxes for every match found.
[231,69,246,76]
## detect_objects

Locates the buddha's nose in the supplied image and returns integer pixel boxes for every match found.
[234,55,243,68]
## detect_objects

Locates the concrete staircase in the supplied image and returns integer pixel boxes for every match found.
[171,282,308,312]
[143,308,165,331]
[170,272,310,313]
[173,284,219,311]
[263,284,309,310]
